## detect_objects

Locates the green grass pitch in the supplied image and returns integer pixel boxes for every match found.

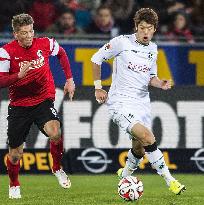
[0,174,204,205]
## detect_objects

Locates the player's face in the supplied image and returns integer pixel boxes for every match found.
[135,21,155,44]
[14,24,34,48]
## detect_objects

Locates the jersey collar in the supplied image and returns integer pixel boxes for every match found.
[134,34,149,46]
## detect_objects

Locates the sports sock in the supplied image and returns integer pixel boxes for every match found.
[122,149,143,178]
[6,157,20,187]
[50,137,63,172]
[145,148,175,186]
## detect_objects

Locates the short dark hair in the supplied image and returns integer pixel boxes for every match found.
[12,13,34,32]
[134,8,158,29]
[96,5,112,15]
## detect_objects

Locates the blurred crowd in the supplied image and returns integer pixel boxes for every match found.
[0,0,203,43]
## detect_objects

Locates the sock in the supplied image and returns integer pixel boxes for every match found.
[6,157,20,187]
[122,149,143,178]
[145,148,175,186]
[50,137,63,172]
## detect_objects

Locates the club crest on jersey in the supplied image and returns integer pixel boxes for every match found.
[19,50,45,70]
[148,52,154,61]
[105,43,111,50]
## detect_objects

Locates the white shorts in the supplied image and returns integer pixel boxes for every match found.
[108,101,152,135]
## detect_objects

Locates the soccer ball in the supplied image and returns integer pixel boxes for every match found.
[118,176,143,201]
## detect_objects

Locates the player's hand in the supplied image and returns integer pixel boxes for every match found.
[18,62,33,79]
[64,78,75,101]
[161,79,172,90]
[95,89,108,104]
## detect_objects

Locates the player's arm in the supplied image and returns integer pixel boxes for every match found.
[150,76,171,90]
[49,38,75,100]
[149,51,171,90]
[91,37,120,103]
[0,62,32,88]
[56,46,75,100]
[0,73,18,88]
[92,62,107,104]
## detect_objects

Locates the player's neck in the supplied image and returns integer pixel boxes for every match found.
[17,40,32,49]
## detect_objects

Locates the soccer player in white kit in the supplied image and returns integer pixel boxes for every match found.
[91,8,186,195]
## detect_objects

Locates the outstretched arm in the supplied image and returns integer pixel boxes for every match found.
[56,46,75,100]
[150,76,172,90]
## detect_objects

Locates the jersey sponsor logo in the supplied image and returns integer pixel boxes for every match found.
[128,61,151,73]
[77,148,112,173]
[19,50,45,70]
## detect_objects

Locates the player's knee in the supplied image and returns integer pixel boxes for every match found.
[132,141,145,157]
[49,127,61,141]
[46,126,61,139]
[142,131,155,146]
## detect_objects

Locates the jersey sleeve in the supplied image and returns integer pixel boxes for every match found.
[48,38,60,56]
[91,36,122,65]
[0,48,10,72]
[150,58,157,78]
[150,45,158,78]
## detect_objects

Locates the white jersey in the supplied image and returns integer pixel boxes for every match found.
[91,34,158,105]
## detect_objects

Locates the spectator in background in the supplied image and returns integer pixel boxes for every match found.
[58,0,92,29]
[104,0,139,34]
[46,9,83,35]
[165,11,194,43]
[0,0,33,32]
[29,0,59,32]
[137,0,193,34]
[191,0,204,38]
[85,5,114,35]
[58,0,85,10]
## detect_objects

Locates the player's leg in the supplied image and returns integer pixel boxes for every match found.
[7,105,32,199]
[43,120,71,188]
[110,107,145,178]
[131,123,186,195]
[118,139,144,178]
[35,100,71,188]
[7,145,23,199]
[43,120,63,172]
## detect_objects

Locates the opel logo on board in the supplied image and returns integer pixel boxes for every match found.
[77,148,112,173]
[190,148,204,172]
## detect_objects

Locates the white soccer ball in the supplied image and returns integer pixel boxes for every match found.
[118,176,143,201]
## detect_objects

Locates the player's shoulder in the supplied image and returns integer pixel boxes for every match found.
[112,34,132,42]
[1,40,18,57]
[110,34,133,46]
[35,37,50,44]
[35,37,55,51]
[148,41,158,51]
[2,40,17,50]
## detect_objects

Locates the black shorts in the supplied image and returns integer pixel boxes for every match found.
[7,99,62,149]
